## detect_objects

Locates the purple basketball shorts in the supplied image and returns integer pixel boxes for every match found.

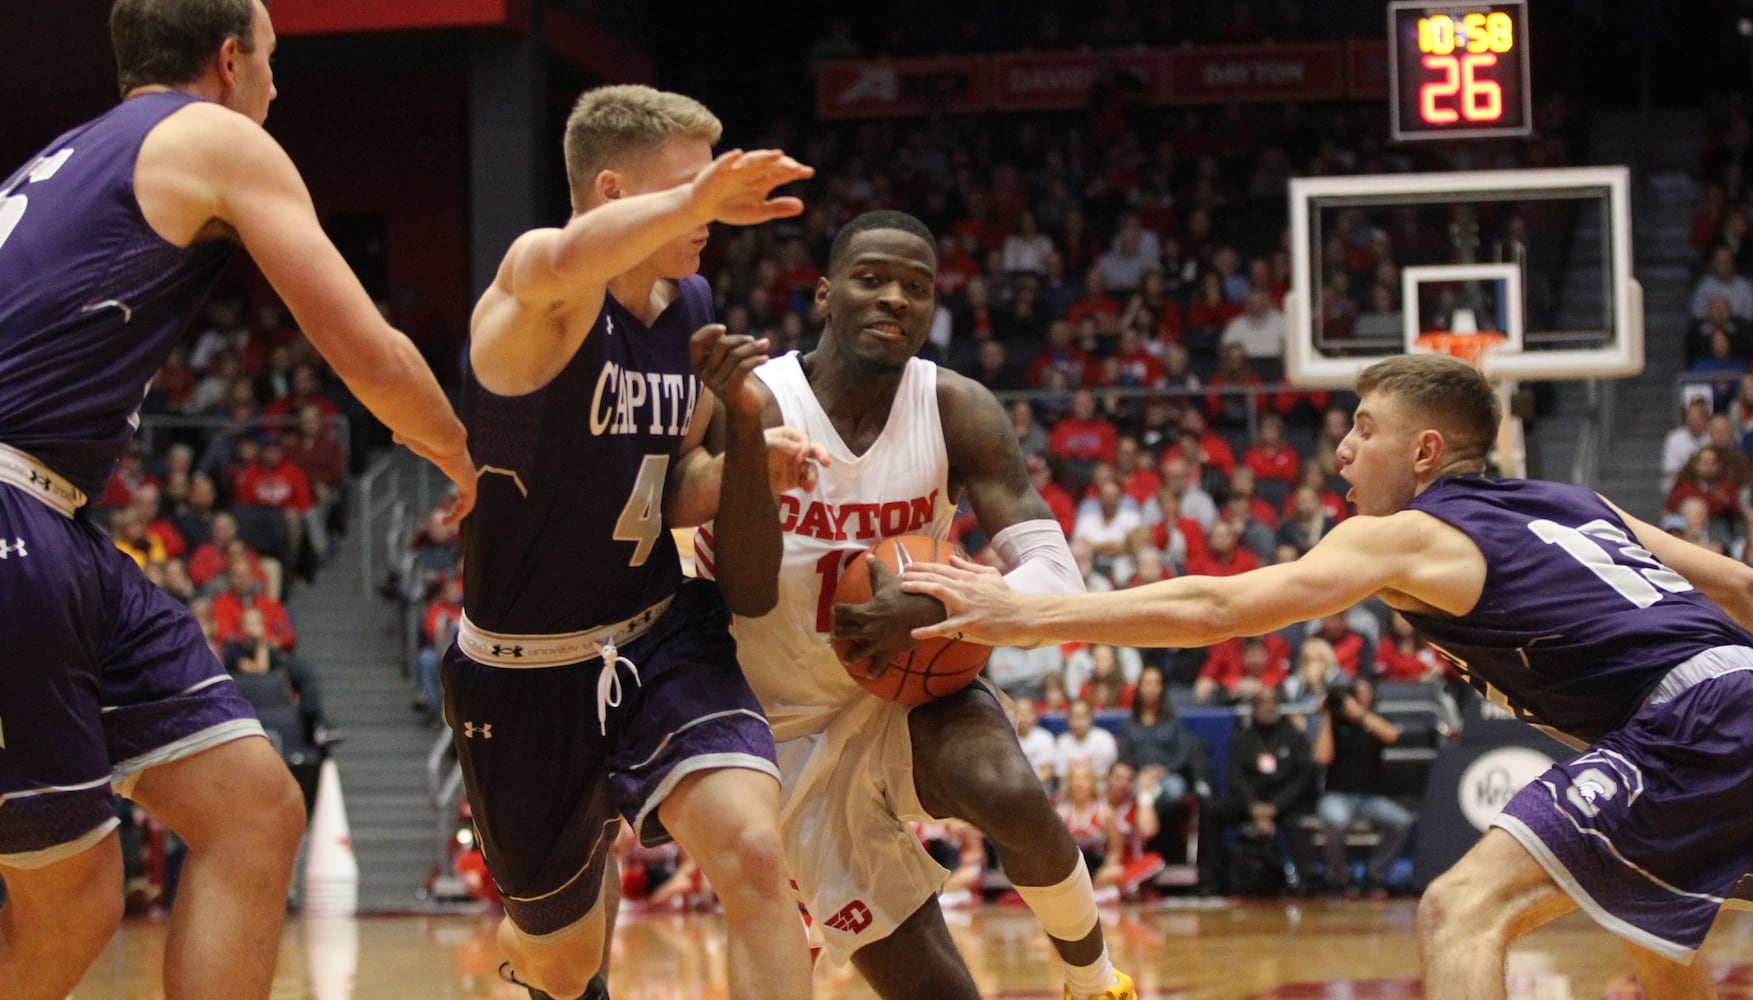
[442,578,778,937]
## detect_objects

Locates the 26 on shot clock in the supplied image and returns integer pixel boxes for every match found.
[1388,1,1531,141]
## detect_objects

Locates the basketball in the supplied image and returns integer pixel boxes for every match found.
[831,534,991,707]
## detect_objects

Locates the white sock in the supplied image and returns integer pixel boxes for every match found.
[1062,948,1117,998]
[1010,858,1115,997]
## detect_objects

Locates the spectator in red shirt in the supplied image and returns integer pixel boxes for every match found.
[768,237,822,314]
[1186,519,1260,577]
[96,441,159,510]
[935,232,980,300]
[1142,486,1208,573]
[1174,408,1237,479]
[1103,326,1167,390]
[1050,389,1120,491]
[1077,644,1136,710]
[236,431,315,508]
[1065,268,1122,328]
[128,484,187,560]
[188,514,273,595]
[1204,342,1266,430]
[1375,611,1452,684]
[1193,634,1292,705]
[1113,436,1162,506]
[1664,445,1744,546]
[1286,462,1349,525]
[262,363,340,421]
[236,434,315,571]
[285,403,348,557]
[211,554,297,651]
[1027,320,1098,389]
[150,345,198,414]
[1224,466,1280,532]
[1307,612,1370,678]
[1243,414,1301,504]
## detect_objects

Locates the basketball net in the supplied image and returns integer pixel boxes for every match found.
[1411,316,1525,478]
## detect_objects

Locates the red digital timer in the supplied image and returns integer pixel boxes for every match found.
[1388,1,1531,141]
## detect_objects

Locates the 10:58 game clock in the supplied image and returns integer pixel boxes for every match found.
[1389,1,1532,141]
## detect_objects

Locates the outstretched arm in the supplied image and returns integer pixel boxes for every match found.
[508,150,812,310]
[904,511,1478,649]
[470,149,813,396]
[138,103,474,521]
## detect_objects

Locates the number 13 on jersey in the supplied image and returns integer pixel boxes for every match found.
[1529,518,1692,608]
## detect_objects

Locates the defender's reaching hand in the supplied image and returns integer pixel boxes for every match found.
[687,149,813,228]
[900,555,1030,646]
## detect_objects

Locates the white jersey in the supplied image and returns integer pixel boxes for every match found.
[695,353,956,742]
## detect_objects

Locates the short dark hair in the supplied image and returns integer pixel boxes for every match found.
[1355,353,1501,465]
[827,210,935,275]
[112,0,261,97]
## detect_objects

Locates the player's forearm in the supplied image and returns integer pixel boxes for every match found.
[1014,576,1236,649]
[708,411,779,616]
[331,330,468,464]
[534,187,707,295]
[663,448,722,529]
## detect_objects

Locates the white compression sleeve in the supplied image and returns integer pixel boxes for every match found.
[994,519,1085,596]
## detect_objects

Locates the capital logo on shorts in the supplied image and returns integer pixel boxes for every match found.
[462,722,493,739]
[822,899,873,935]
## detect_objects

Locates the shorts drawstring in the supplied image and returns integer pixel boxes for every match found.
[595,639,643,736]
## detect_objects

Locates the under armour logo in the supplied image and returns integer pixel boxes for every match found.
[0,538,28,559]
[26,471,50,492]
[490,644,524,658]
[822,900,873,934]
[604,315,615,336]
[462,722,493,739]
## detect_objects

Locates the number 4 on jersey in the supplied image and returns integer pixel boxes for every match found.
[613,454,670,567]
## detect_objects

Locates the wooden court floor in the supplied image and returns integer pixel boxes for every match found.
[70,900,1753,999]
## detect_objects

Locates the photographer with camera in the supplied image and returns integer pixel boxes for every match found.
[1312,675,1415,897]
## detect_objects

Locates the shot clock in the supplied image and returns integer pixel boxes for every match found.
[1388,1,1532,141]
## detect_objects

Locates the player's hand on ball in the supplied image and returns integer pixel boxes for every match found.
[901,554,1029,647]
[831,559,944,676]
[763,426,830,494]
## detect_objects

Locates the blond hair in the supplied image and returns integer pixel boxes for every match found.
[1355,353,1501,468]
[563,84,722,209]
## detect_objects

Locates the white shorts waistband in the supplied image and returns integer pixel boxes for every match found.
[457,595,675,668]
[1645,645,1753,707]
[0,443,86,517]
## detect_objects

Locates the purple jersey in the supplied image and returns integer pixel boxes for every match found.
[1401,476,1753,746]
[460,277,710,635]
[0,93,233,497]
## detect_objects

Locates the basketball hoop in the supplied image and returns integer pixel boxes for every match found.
[1413,331,1509,372]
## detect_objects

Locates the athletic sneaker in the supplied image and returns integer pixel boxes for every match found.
[1066,969,1138,1000]
[498,962,610,1000]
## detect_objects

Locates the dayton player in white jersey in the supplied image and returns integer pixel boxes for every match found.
[701,351,954,740]
[696,211,1135,1000]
